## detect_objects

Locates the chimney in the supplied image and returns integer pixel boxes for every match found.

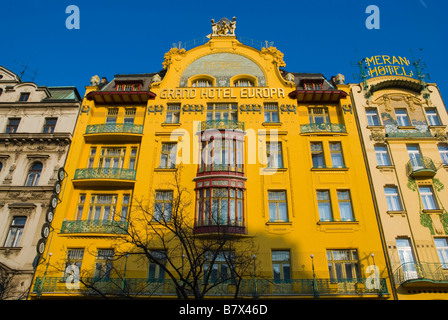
[101,77,107,84]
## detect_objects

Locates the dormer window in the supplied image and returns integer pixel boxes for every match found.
[19,92,30,101]
[303,80,323,90]
[115,82,142,91]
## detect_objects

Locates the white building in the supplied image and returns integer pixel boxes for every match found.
[0,66,81,299]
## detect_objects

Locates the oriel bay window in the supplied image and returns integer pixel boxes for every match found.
[196,187,244,229]
[200,137,243,173]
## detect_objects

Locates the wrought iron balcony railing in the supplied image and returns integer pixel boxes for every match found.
[74,168,137,181]
[85,123,144,135]
[405,156,437,178]
[201,120,245,131]
[300,123,347,134]
[393,262,448,287]
[60,220,129,235]
[33,277,388,298]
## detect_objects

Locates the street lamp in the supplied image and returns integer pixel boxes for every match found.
[310,254,318,298]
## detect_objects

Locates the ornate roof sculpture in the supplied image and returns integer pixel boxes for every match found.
[210,17,236,37]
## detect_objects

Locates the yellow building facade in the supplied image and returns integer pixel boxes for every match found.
[30,19,392,299]
[351,66,448,299]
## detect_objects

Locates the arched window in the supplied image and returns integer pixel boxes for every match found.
[192,79,212,87]
[25,162,43,186]
[233,79,254,87]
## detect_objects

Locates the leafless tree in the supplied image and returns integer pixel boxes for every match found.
[115,166,258,299]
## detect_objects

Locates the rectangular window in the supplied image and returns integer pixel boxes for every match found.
[268,191,288,222]
[87,194,117,221]
[264,103,279,123]
[121,194,130,222]
[272,250,291,283]
[5,118,20,133]
[407,144,423,169]
[396,239,417,280]
[330,142,345,168]
[435,238,448,268]
[154,191,173,222]
[337,190,354,221]
[206,103,238,121]
[106,108,118,124]
[148,250,167,282]
[124,108,136,124]
[309,107,329,125]
[438,144,448,165]
[160,143,177,169]
[384,186,403,211]
[76,194,86,220]
[42,117,57,133]
[4,217,27,247]
[327,249,360,282]
[88,147,96,168]
[419,186,438,210]
[266,142,283,168]
[99,147,126,169]
[65,249,84,276]
[426,109,441,126]
[19,92,30,102]
[94,249,114,280]
[375,145,391,166]
[395,109,411,127]
[204,251,234,283]
[116,83,140,91]
[366,108,381,126]
[311,142,325,168]
[129,147,138,170]
[166,104,181,123]
[317,190,332,221]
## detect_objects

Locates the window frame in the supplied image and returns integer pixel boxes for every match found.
[4,216,27,248]
[268,191,289,223]
[272,250,291,283]
[384,186,403,212]
[366,108,381,126]
[25,161,43,186]
[374,145,392,166]
[5,118,20,133]
[395,108,411,127]
[317,190,333,221]
[42,117,58,134]
[326,249,361,283]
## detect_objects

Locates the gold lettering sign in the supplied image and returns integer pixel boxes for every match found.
[365,55,413,78]
[160,88,285,99]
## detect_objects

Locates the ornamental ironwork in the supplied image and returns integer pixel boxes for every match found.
[300,123,347,134]
[85,123,143,135]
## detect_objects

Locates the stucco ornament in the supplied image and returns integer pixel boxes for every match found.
[211,17,236,36]
[162,47,186,71]
[90,75,100,86]
[260,47,286,69]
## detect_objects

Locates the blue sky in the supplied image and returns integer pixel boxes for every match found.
[1,0,447,101]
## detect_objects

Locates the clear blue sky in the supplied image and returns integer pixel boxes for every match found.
[1,0,447,102]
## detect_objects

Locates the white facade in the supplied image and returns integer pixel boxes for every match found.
[0,66,81,299]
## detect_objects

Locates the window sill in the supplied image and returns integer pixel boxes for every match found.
[154,167,176,172]
[376,165,395,170]
[161,122,181,127]
[262,122,282,127]
[262,167,288,172]
[311,167,348,171]
[429,125,446,129]
[397,126,416,130]
[387,210,407,216]
[266,221,292,225]
[367,125,384,129]
[422,209,445,214]
[317,220,358,224]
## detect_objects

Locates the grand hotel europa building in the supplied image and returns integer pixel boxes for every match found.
[27,18,448,300]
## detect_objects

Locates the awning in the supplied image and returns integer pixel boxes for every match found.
[86,90,156,105]
[288,90,347,103]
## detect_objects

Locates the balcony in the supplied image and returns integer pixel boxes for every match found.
[60,220,128,235]
[84,123,143,142]
[405,156,437,178]
[300,123,347,134]
[32,277,388,298]
[394,262,448,288]
[200,120,245,131]
[73,168,136,187]
[197,164,244,176]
